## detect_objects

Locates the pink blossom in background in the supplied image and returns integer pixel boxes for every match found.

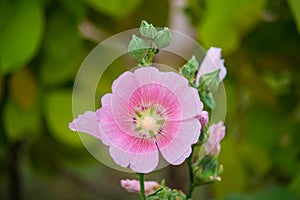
[120,179,160,196]
[69,67,203,173]
[203,121,225,156]
[196,47,227,86]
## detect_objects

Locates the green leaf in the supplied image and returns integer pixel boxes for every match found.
[4,99,40,141]
[84,0,142,19]
[39,11,85,86]
[0,0,44,74]
[197,0,266,54]
[44,90,83,147]
[288,0,300,34]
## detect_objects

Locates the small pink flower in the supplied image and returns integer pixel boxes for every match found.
[69,67,203,173]
[196,111,209,128]
[203,121,225,156]
[120,179,160,196]
[196,47,227,86]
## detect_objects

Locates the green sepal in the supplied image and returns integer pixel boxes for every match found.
[197,125,209,146]
[154,27,172,49]
[146,185,186,200]
[199,91,216,110]
[193,155,220,186]
[140,20,158,39]
[128,34,147,59]
[179,55,199,85]
[198,69,220,93]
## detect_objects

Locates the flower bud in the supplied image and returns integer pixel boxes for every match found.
[128,34,147,59]
[140,20,157,39]
[196,111,209,129]
[203,121,225,156]
[154,27,172,49]
[120,179,160,196]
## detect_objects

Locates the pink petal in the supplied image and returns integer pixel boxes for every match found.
[204,121,226,156]
[171,146,192,165]
[160,72,203,120]
[111,67,161,106]
[110,146,159,173]
[120,179,160,196]
[101,93,112,106]
[127,83,181,120]
[112,71,139,107]
[196,110,209,128]
[196,47,227,86]
[156,118,201,165]
[69,111,109,145]
[133,67,161,85]
[97,103,159,173]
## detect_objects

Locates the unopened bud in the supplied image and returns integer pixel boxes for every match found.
[154,27,172,49]
[140,20,157,39]
[128,35,147,59]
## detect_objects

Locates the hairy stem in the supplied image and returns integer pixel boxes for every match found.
[138,173,146,200]
[186,148,195,199]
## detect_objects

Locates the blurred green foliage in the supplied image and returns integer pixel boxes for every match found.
[0,0,300,199]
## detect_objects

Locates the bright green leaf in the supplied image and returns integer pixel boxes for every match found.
[4,99,40,141]
[84,0,141,19]
[0,0,44,74]
[45,90,83,147]
[288,0,300,34]
[39,11,85,86]
[197,0,266,54]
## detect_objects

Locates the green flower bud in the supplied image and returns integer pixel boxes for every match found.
[154,27,172,49]
[128,34,147,59]
[140,20,157,39]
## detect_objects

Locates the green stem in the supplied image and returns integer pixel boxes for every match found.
[138,173,146,200]
[186,147,195,199]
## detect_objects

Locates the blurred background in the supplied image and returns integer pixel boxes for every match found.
[0,0,300,199]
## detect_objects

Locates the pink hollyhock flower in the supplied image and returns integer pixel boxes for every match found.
[120,179,160,196]
[203,121,225,156]
[196,111,209,129]
[196,47,227,86]
[69,67,203,173]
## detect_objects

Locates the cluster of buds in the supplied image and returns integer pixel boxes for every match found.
[128,20,172,66]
